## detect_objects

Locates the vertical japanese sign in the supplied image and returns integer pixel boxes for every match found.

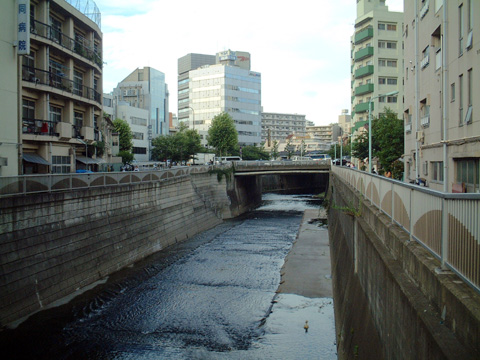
[17,0,30,55]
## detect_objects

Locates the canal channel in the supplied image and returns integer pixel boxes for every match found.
[1,193,337,359]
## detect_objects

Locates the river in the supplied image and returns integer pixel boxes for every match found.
[1,193,337,359]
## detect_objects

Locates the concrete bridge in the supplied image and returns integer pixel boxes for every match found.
[1,163,479,359]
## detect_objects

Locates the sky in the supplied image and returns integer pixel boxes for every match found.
[95,0,403,126]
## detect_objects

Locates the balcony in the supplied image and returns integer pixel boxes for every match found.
[355,27,374,45]
[22,66,101,104]
[355,83,374,96]
[355,102,372,113]
[355,65,374,79]
[354,47,374,61]
[30,19,102,68]
[22,118,58,136]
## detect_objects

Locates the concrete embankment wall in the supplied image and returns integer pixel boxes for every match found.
[0,172,233,327]
[328,174,479,360]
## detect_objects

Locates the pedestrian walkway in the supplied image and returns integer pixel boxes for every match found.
[277,209,333,298]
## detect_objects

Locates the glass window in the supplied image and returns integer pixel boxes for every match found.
[22,99,35,119]
[52,155,71,174]
[49,105,61,123]
[74,70,83,96]
[450,83,455,102]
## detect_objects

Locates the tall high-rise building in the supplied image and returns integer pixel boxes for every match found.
[113,66,169,138]
[351,0,404,130]
[403,0,479,192]
[178,50,262,146]
[0,0,112,175]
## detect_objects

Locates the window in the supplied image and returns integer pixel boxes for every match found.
[431,162,444,183]
[379,77,386,84]
[49,105,61,123]
[22,99,35,119]
[378,23,386,30]
[379,59,386,66]
[451,83,455,102]
[387,24,397,31]
[387,96,397,103]
[459,4,464,55]
[73,70,83,96]
[459,74,464,123]
[387,78,397,85]
[49,16,62,43]
[74,111,83,138]
[132,132,144,140]
[52,156,71,174]
[387,60,397,67]
[456,158,479,192]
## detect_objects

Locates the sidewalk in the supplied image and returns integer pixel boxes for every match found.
[277,209,333,298]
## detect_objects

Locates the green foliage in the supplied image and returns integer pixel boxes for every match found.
[285,138,295,159]
[113,118,133,152]
[238,145,269,160]
[270,140,279,160]
[351,108,404,172]
[94,141,105,157]
[151,123,203,163]
[207,112,238,157]
[208,166,234,182]
[118,150,134,165]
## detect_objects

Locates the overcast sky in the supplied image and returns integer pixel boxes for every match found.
[95,0,403,125]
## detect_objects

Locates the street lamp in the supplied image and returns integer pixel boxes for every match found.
[368,90,399,173]
[188,106,195,165]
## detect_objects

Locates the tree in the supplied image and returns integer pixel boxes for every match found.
[151,123,203,164]
[270,140,279,160]
[113,119,133,152]
[351,108,404,176]
[285,138,295,159]
[239,145,270,160]
[207,112,238,157]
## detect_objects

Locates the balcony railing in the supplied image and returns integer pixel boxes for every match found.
[355,65,374,79]
[355,83,374,96]
[355,102,371,113]
[22,65,101,104]
[354,27,374,45]
[30,19,102,68]
[354,46,374,61]
[22,118,58,136]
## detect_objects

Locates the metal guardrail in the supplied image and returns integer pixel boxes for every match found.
[0,166,214,198]
[234,160,331,169]
[332,166,480,293]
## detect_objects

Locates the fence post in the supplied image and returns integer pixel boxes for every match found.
[441,197,448,269]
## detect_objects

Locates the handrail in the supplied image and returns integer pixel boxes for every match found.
[30,19,102,68]
[332,165,480,293]
[22,65,101,104]
[0,166,216,198]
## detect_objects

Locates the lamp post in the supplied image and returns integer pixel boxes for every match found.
[368,90,399,173]
[188,106,195,165]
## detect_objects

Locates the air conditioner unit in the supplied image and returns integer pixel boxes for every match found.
[416,131,424,141]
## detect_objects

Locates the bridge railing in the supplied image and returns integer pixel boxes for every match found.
[234,160,331,169]
[0,165,214,198]
[332,166,480,292]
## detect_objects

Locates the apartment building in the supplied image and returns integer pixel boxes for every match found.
[0,0,113,175]
[338,109,352,136]
[261,112,307,146]
[351,0,404,131]
[178,50,262,146]
[404,0,479,193]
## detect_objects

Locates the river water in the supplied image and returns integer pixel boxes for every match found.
[2,194,337,360]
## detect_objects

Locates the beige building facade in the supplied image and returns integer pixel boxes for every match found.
[0,0,20,176]
[1,0,113,175]
[403,0,479,193]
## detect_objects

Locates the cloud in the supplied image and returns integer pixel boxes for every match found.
[96,0,403,125]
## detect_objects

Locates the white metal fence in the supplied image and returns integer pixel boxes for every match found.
[332,166,480,292]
